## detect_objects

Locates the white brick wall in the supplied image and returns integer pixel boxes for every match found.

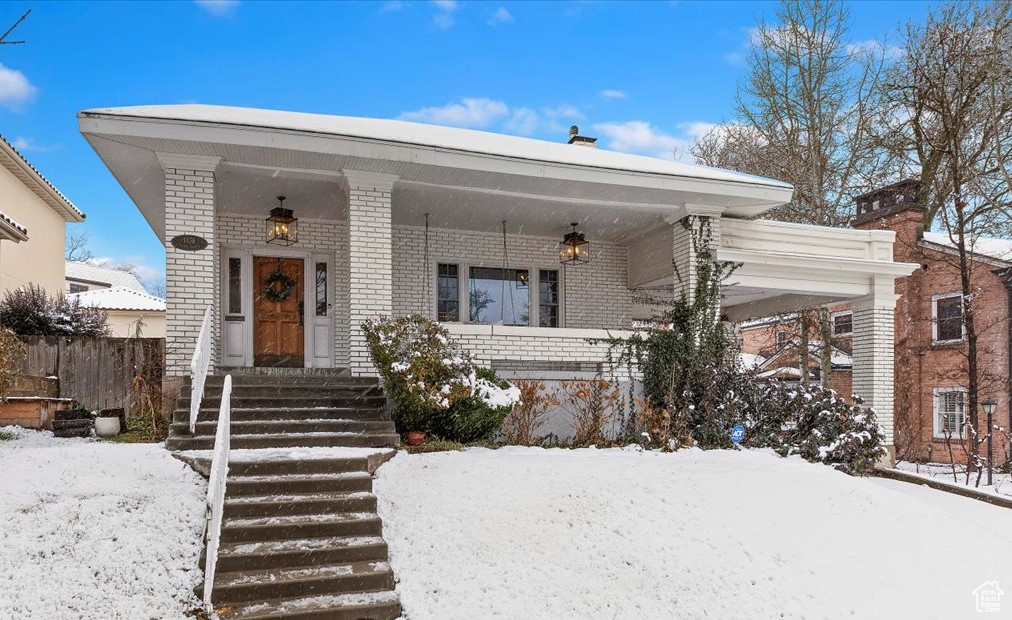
[164,166,217,376]
[215,213,350,366]
[392,225,633,329]
[346,173,395,376]
[851,294,897,447]
[673,215,720,302]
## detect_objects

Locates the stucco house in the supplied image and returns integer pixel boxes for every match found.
[0,135,85,295]
[65,260,166,337]
[78,104,917,459]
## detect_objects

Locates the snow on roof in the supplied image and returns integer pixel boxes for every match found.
[739,352,766,370]
[0,208,28,241]
[82,104,792,190]
[0,134,84,222]
[68,286,165,312]
[66,261,147,292]
[923,231,1012,264]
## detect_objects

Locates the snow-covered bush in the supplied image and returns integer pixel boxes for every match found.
[0,284,109,337]
[362,315,519,439]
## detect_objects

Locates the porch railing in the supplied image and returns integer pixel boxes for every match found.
[189,306,212,433]
[202,373,232,612]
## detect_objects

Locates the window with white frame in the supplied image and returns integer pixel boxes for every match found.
[436,263,560,327]
[776,331,788,350]
[932,293,964,343]
[933,387,966,438]
[831,311,853,337]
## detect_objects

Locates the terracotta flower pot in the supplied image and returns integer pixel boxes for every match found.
[404,431,427,446]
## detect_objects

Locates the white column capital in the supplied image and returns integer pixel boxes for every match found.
[343,170,398,191]
[684,204,726,218]
[156,153,221,173]
[849,292,899,312]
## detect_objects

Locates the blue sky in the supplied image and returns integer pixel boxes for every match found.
[0,0,927,290]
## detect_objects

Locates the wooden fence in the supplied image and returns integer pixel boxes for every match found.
[18,337,164,417]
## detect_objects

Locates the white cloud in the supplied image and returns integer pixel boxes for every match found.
[194,0,238,15]
[11,137,58,153]
[400,98,509,128]
[846,39,903,59]
[488,7,513,26]
[593,120,717,161]
[432,0,458,28]
[0,64,36,110]
[599,89,627,100]
[400,98,584,137]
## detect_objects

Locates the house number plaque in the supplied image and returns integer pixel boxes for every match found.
[170,234,208,251]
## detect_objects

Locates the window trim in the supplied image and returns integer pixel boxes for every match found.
[433,260,564,328]
[932,386,967,439]
[830,310,853,337]
[931,292,965,344]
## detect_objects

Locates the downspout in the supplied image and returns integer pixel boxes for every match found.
[997,266,1012,467]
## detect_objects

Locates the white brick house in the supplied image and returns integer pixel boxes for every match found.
[78,105,916,455]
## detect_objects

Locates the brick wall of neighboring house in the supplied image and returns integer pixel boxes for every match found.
[854,206,1011,465]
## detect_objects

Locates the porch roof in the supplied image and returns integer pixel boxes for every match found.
[78,104,794,239]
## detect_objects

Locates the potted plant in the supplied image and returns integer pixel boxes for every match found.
[94,408,123,437]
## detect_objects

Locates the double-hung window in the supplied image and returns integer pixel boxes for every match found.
[932,293,964,344]
[933,387,966,438]
[437,263,460,322]
[538,269,559,327]
[831,311,852,337]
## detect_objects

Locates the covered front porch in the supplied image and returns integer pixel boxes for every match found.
[79,104,915,448]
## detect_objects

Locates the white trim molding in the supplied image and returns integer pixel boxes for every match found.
[156,152,221,173]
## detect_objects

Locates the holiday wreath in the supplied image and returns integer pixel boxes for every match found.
[263,268,296,302]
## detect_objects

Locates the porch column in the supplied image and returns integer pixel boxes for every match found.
[672,206,723,302]
[851,282,899,464]
[344,170,397,377]
[157,154,220,377]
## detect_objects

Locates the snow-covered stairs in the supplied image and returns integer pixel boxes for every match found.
[166,373,400,451]
[205,457,401,619]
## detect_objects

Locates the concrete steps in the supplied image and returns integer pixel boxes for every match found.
[205,457,400,619]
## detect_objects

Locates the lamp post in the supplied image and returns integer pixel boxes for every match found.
[982,398,998,486]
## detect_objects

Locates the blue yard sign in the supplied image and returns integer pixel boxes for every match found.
[730,424,746,445]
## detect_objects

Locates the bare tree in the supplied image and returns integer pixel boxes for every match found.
[65,230,93,262]
[693,0,890,227]
[879,1,1012,467]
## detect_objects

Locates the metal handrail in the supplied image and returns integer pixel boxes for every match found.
[189,306,213,433]
[202,373,232,612]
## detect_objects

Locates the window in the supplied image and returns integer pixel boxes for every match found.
[776,331,788,350]
[538,269,559,327]
[933,293,964,343]
[227,257,242,314]
[437,263,459,322]
[315,262,327,316]
[831,311,852,337]
[68,282,87,294]
[933,388,966,438]
[468,267,529,326]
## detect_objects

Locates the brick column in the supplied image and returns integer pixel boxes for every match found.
[851,285,899,463]
[344,170,396,377]
[672,207,722,303]
[158,154,220,377]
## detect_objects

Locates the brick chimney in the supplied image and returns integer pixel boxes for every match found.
[567,125,598,148]
[852,179,926,257]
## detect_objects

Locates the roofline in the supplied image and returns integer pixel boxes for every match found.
[919,238,1012,269]
[0,209,28,242]
[0,135,85,222]
[77,108,794,198]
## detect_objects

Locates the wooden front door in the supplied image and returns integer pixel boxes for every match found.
[253,256,305,367]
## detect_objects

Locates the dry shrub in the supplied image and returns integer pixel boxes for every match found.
[635,397,672,449]
[0,328,25,400]
[562,378,620,447]
[502,380,559,446]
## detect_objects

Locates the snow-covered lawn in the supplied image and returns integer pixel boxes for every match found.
[0,426,206,619]
[376,447,1012,620]
[897,459,1012,498]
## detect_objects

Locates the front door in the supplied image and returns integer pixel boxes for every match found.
[253,256,305,367]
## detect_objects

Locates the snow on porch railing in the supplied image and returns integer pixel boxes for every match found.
[189,306,213,434]
[202,373,232,612]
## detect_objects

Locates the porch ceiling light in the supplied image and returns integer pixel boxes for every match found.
[265,196,298,246]
[559,222,590,265]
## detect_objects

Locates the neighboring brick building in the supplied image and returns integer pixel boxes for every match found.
[742,180,1011,465]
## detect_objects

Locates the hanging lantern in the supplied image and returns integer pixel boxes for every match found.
[559,222,590,265]
[265,196,298,245]
[515,270,529,289]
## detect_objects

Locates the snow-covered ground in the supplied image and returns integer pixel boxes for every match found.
[897,460,1012,498]
[0,426,206,619]
[376,447,1012,620]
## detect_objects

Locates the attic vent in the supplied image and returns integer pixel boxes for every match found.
[567,125,598,148]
